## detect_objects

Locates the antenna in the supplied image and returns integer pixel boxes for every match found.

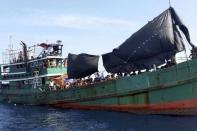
[8,35,14,63]
[169,0,171,7]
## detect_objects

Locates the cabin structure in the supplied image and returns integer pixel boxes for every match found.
[0,41,67,91]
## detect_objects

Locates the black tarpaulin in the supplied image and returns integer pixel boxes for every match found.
[102,52,127,73]
[102,7,193,73]
[102,51,175,73]
[67,53,99,79]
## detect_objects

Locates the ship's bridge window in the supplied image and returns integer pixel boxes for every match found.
[48,59,57,67]
[16,64,25,69]
[20,64,24,68]
[56,59,62,67]
[3,66,10,73]
[30,62,34,67]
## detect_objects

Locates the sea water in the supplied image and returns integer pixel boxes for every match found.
[0,103,197,131]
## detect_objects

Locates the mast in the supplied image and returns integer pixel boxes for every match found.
[21,41,28,72]
[7,36,15,63]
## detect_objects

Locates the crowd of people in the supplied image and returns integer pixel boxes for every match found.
[51,58,178,90]
[64,73,116,89]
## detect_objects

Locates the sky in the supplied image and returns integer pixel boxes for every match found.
[0,0,197,62]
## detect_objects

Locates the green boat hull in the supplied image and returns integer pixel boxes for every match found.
[1,58,197,115]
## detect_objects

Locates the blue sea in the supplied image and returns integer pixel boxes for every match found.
[0,103,197,131]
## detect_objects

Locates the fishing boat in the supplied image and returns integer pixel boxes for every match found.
[1,7,197,115]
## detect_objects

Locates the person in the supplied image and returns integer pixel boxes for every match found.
[13,57,17,63]
[111,73,116,79]
[190,47,197,58]
[65,81,70,88]
[42,51,47,57]
[43,60,48,68]
[94,72,101,82]
[171,56,176,65]
[117,72,123,78]
[130,71,136,76]
[124,72,128,77]
[18,51,23,61]
[100,72,105,81]
[39,86,45,92]
[49,81,54,90]
[166,57,176,67]
[52,45,59,55]
[86,76,93,84]
[53,83,57,91]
